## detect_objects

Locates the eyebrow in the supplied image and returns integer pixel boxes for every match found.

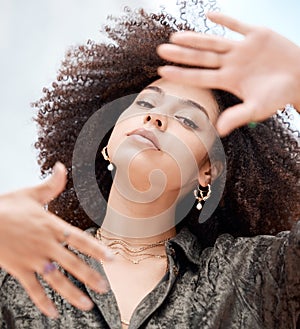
[143,86,209,118]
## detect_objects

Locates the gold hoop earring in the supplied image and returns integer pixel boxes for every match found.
[101,146,114,171]
[193,184,211,210]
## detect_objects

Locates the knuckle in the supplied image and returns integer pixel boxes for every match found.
[199,51,208,63]
[214,53,222,67]
[33,292,49,306]
[69,289,85,301]
[195,72,204,84]
[67,232,82,248]
[75,262,95,279]
[20,278,47,304]
[84,269,102,283]
[209,37,219,49]
[66,255,81,270]
[190,50,200,63]
[181,48,193,63]
[43,270,63,288]
[84,243,98,256]
[254,26,272,42]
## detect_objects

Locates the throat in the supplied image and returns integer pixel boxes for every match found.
[102,184,178,239]
[107,182,180,218]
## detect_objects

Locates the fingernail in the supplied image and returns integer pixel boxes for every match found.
[48,305,59,318]
[53,161,67,175]
[98,280,109,293]
[53,162,60,173]
[157,66,166,76]
[158,65,174,74]
[79,296,93,309]
[157,43,168,50]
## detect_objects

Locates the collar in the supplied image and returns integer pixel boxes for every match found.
[167,227,202,266]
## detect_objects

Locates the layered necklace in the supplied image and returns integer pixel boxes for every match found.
[96,228,171,265]
[96,228,173,327]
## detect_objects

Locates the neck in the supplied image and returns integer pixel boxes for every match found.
[101,183,178,241]
[99,225,175,247]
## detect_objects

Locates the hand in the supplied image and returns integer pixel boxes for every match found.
[0,162,112,318]
[157,12,300,136]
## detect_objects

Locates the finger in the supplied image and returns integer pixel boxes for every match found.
[157,44,221,68]
[169,31,233,53]
[158,65,223,89]
[26,162,67,204]
[52,220,114,261]
[52,245,109,294]
[41,264,96,311]
[18,272,59,318]
[207,12,253,35]
[216,103,255,136]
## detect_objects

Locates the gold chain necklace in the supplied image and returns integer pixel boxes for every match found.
[104,240,167,254]
[112,249,167,264]
[97,229,170,253]
[96,228,170,265]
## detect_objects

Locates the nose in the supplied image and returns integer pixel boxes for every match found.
[143,113,168,131]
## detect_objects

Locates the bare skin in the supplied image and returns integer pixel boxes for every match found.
[157,12,300,136]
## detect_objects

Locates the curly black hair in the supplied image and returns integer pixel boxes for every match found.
[33,8,300,247]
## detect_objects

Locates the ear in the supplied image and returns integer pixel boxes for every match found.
[198,159,224,186]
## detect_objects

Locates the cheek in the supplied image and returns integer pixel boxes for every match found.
[107,117,142,160]
[184,125,218,167]
[172,130,212,180]
[191,140,208,165]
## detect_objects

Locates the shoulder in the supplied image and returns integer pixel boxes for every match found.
[213,230,289,258]
[214,220,300,258]
[195,227,293,276]
[202,221,300,282]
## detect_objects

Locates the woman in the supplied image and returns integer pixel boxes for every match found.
[0,7,299,329]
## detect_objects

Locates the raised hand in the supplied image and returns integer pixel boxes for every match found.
[0,162,112,318]
[157,12,300,136]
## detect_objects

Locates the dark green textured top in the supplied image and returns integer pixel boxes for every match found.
[1,222,299,329]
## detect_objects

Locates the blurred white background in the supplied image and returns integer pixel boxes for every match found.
[1,0,299,193]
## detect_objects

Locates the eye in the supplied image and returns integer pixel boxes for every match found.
[175,115,199,129]
[136,100,154,109]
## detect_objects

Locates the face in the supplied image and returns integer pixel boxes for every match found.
[107,78,219,202]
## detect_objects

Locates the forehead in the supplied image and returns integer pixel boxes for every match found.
[143,78,219,121]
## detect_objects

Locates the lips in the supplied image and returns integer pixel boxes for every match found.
[127,128,161,150]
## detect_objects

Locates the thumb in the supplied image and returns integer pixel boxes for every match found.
[28,162,67,205]
[216,103,255,137]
